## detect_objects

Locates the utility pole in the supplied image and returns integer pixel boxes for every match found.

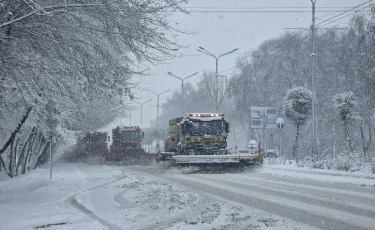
[49,116,52,179]
[146,89,171,150]
[311,0,317,157]
[134,99,152,128]
[197,47,238,112]
[45,100,55,179]
[129,110,132,126]
[167,71,198,115]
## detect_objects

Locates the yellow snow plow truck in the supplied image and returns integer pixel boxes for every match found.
[158,113,263,167]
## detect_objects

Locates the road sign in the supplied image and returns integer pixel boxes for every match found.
[276,118,285,129]
[250,107,264,128]
[251,107,278,129]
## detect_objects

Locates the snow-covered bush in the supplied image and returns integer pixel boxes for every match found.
[301,152,363,172]
[301,155,325,169]
[333,152,361,172]
[267,155,289,165]
[282,87,312,160]
[267,152,373,173]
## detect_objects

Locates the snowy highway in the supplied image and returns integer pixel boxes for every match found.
[1,162,375,230]
[154,169,375,230]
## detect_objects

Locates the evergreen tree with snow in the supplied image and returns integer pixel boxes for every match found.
[333,92,356,152]
[282,87,312,160]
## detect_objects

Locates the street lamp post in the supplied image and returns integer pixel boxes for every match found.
[167,71,198,115]
[134,99,152,127]
[146,89,171,151]
[128,107,138,126]
[197,47,238,112]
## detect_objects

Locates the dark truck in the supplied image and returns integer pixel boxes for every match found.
[64,131,108,161]
[85,131,109,156]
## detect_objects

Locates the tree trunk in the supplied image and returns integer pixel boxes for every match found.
[293,123,300,161]
[0,156,12,177]
[360,118,372,161]
[33,141,50,170]
[8,141,14,178]
[13,138,19,176]
[344,121,354,152]
[23,130,37,174]
[332,120,336,155]
[0,106,33,156]
[367,117,372,161]
[17,127,36,175]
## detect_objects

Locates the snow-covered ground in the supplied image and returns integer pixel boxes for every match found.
[0,163,319,230]
[262,161,375,187]
[0,163,123,230]
[1,161,374,230]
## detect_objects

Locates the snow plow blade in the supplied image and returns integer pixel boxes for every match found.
[156,152,173,163]
[171,154,263,167]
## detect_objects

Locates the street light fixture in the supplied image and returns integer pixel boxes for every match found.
[197,47,238,112]
[134,99,152,128]
[167,71,198,115]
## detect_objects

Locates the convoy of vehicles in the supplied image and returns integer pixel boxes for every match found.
[67,113,264,168]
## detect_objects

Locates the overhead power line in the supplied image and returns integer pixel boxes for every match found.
[318,3,374,28]
[315,0,372,27]
[173,51,247,59]
[185,6,358,9]
[287,0,373,38]
[186,10,370,13]
[219,66,238,74]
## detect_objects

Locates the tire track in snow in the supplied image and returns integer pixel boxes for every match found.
[196,174,375,218]
[112,176,210,230]
[243,169,375,194]
[159,173,375,230]
[222,173,375,204]
[66,173,126,230]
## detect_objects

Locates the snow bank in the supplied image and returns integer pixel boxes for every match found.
[261,162,375,187]
[266,152,375,174]
[0,163,123,230]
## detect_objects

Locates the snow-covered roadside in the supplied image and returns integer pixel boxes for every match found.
[262,161,375,187]
[0,163,124,230]
[1,163,320,230]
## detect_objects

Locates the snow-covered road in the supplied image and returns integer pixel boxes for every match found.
[154,169,375,230]
[1,162,374,230]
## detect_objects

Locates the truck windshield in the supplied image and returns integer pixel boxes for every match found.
[86,133,107,142]
[114,131,141,140]
[190,120,223,135]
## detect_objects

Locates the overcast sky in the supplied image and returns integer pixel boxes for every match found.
[115,0,368,128]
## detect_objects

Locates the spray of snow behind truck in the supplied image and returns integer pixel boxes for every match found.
[159,113,263,167]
